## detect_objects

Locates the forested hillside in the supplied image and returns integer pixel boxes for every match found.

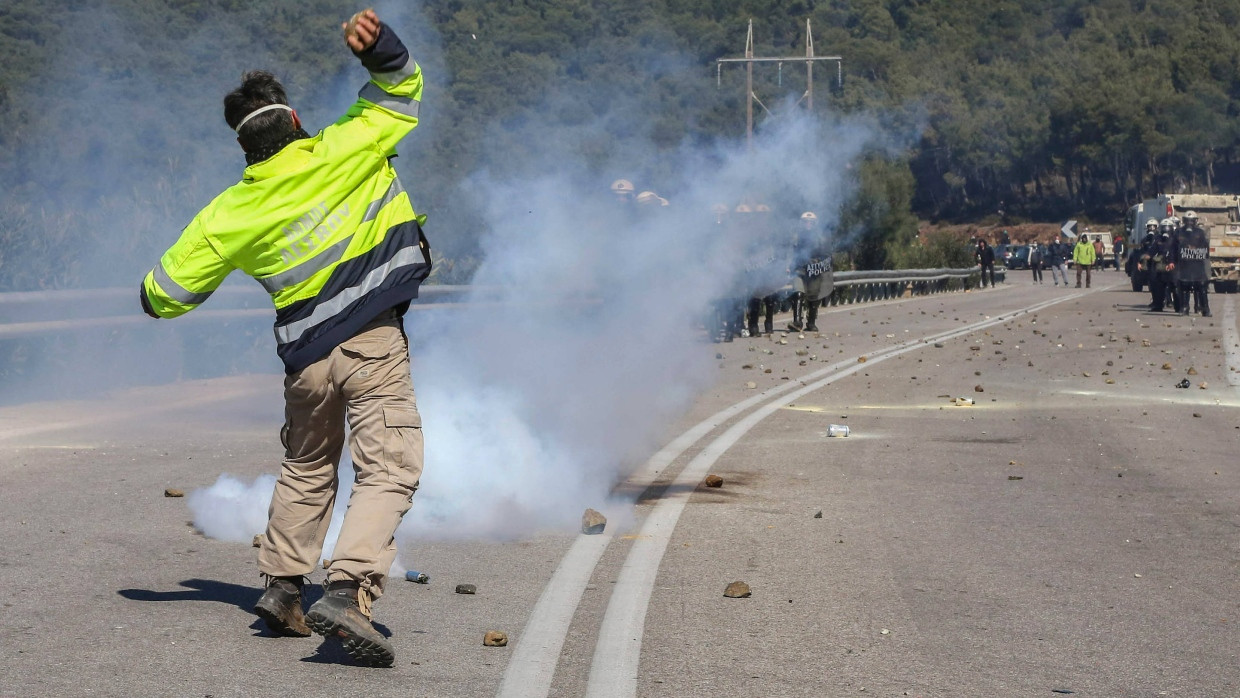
[1,0,1238,289]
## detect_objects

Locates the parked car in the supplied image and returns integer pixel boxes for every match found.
[992,244,1012,266]
[1004,245,1032,270]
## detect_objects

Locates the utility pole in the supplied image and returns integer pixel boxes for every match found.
[805,18,813,112]
[717,19,843,147]
[745,20,753,149]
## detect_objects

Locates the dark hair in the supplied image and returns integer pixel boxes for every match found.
[224,71,297,159]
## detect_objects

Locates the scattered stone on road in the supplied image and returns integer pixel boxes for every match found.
[703,474,724,488]
[1162,363,1173,370]
[858,356,868,363]
[746,381,757,389]
[1188,367,1198,375]
[724,581,752,598]
[581,508,607,535]
[163,488,184,498]
[483,631,508,647]
[974,385,985,393]
[455,584,476,595]
[1008,475,1024,481]
[813,510,823,519]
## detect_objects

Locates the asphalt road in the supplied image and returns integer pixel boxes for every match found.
[2,274,1238,697]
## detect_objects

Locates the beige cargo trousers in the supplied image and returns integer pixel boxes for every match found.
[257,314,423,616]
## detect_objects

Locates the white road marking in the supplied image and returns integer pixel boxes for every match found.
[583,291,1087,698]
[1223,297,1240,388]
[497,287,1090,698]
[496,356,847,697]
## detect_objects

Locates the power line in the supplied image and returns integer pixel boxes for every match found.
[716,19,843,148]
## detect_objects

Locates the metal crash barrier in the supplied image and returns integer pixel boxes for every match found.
[0,268,1006,340]
[819,265,1005,306]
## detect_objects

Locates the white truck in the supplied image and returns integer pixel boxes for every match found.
[1125,193,1240,293]
[1063,229,1115,270]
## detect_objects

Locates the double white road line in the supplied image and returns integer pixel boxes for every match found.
[498,289,1088,698]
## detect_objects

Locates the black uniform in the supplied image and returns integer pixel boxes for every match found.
[976,243,996,287]
[1173,224,1211,316]
[789,224,834,332]
[1145,236,1176,311]
[741,242,784,337]
[1127,234,1155,291]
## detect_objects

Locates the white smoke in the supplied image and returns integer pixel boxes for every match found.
[187,107,892,548]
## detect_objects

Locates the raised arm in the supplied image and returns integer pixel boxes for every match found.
[335,9,423,154]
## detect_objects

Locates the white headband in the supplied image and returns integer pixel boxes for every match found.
[234,104,293,132]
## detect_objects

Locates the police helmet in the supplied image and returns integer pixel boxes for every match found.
[636,190,659,205]
[801,211,818,221]
[1160,218,1174,229]
[1170,216,1181,226]
[734,204,753,214]
[1145,219,1158,229]
[611,179,634,195]
[1184,210,1199,222]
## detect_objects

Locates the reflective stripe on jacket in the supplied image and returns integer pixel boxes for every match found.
[142,24,430,373]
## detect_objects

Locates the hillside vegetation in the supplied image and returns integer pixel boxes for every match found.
[1,0,1237,288]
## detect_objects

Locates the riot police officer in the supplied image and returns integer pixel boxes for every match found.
[788,211,833,332]
[1174,210,1211,316]
[1144,220,1177,311]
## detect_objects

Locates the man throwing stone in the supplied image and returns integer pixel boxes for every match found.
[139,9,431,667]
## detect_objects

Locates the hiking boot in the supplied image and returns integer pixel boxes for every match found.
[254,576,311,637]
[306,581,394,667]
[805,324,819,332]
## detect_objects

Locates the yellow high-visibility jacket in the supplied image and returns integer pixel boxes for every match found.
[141,24,430,373]
[1073,239,1096,266]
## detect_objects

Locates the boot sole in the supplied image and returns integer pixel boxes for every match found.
[306,608,395,667]
[254,599,311,638]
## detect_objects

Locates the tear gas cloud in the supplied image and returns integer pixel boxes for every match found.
[191,106,896,545]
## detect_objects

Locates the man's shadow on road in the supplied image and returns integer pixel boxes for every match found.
[1114,302,1168,315]
[117,579,395,646]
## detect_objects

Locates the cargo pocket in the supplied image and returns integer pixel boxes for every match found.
[340,332,395,360]
[382,405,423,490]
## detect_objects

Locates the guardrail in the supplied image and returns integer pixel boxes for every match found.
[826,266,1005,305]
[0,269,1004,339]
